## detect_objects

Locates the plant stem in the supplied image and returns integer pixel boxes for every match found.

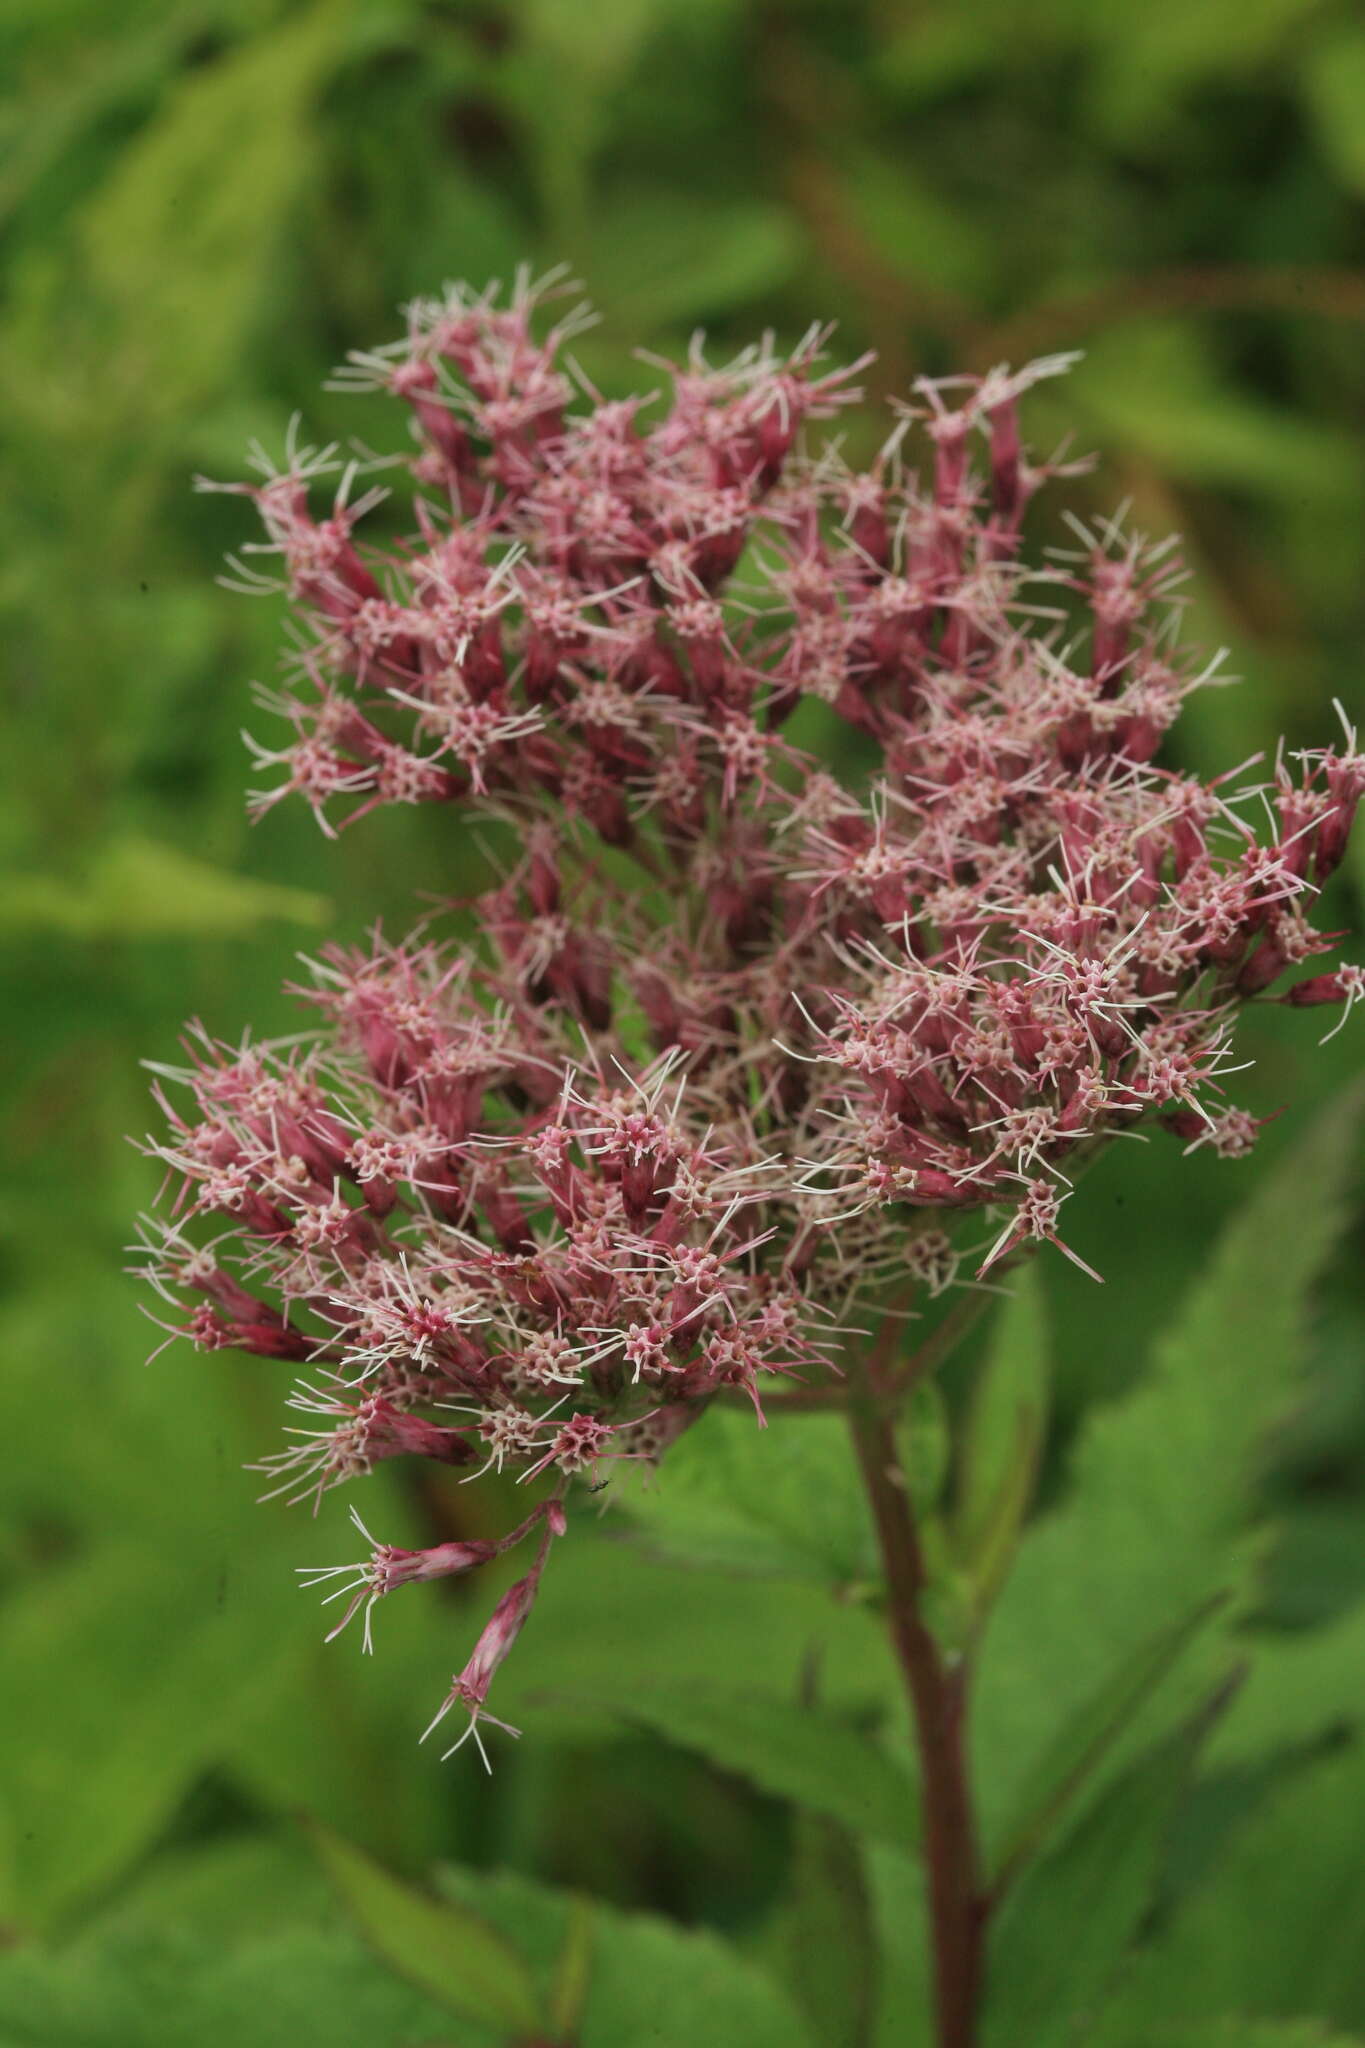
[849,1395,985,2048]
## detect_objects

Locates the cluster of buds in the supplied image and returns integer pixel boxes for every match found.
[138,269,1361,1758]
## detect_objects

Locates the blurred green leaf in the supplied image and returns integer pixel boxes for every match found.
[1085,0,1326,145]
[0,6,205,234]
[897,1375,952,1514]
[1301,27,1365,199]
[0,1924,458,2048]
[1,833,328,937]
[0,1539,299,1930]
[972,1089,1363,1862]
[76,5,342,416]
[586,189,804,327]
[1090,1742,1365,2040]
[952,1266,1051,1622]
[547,1891,596,2040]
[782,1812,878,2048]
[1205,1596,1365,1772]
[985,1694,1225,2048]
[840,149,993,303]
[557,1679,918,1846]
[504,0,676,235]
[864,1841,932,2048]
[310,1823,544,2035]
[84,1834,333,1946]
[1153,2023,1365,2048]
[1068,325,1359,497]
[991,1595,1227,1892]
[437,1859,818,2048]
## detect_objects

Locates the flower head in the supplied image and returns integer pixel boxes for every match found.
[142,273,1360,1753]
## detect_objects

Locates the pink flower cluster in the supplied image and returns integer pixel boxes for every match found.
[139,270,1361,1759]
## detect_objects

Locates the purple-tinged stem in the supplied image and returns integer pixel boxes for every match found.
[849,1390,985,2048]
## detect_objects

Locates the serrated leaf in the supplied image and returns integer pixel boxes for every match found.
[309,1824,543,2036]
[1205,1594,1365,1772]
[990,1594,1226,1891]
[500,1525,895,1726]
[985,1693,1225,2048]
[952,1265,1051,1621]
[555,1680,918,1847]
[77,7,341,413]
[1089,1742,1365,2042]
[619,1404,877,1584]
[972,1090,1363,1863]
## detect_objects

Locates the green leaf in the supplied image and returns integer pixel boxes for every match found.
[506,0,677,236]
[984,1694,1224,2048]
[990,1595,1227,1890]
[782,1814,878,2048]
[585,189,803,328]
[547,1892,596,2040]
[898,1375,952,1514]
[1085,0,1325,145]
[0,1925,460,2048]
[498,1529,896,1732]
[0,7,205,235]
[1089,1742,1365,2042]
[0,833,328,937]
[864,1843,932,2048]
[1302,27,1365,198]
[971,1089,1363,1864]
[1068,325,1359,497]
[557,1679,918,1847]
[76,7,342,415]
[83,1834,332,1947]
[1205,1595,1365,1773]
[952,1266,1051,1621]
[618,1405,878,1585]
[1156,2023,1365,2048]
[436,1861,817,2048]
[0,1540,299,1929]
[838,148,994,301]
[309,1823,544,2036]
[579,1896,818,2048]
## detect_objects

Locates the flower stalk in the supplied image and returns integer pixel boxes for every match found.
[851,1388,984,2048]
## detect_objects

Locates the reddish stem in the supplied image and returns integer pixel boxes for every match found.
[850,1395,985,2048]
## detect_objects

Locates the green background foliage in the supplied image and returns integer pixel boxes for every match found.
[2,1,1364,2040]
